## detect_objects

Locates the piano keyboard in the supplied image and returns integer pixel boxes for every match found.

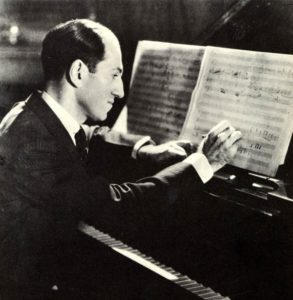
[79,222,231,300]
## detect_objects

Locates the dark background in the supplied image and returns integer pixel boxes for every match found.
[1,2,293,299]
[1,0,293,125]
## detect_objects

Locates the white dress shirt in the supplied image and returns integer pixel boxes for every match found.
[42,91,81,145]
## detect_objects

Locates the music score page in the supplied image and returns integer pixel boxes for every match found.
[125,41,205,143]
[180,46,293,176]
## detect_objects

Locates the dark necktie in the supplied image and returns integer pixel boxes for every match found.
[74,128,88,161]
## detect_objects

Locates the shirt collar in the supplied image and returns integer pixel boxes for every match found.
[42,91,80,145]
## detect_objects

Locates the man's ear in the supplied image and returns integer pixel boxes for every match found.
[68,59,88,88]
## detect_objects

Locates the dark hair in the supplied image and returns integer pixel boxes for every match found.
[41,19,106,80]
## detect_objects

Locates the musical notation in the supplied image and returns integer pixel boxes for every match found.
[181,46,293,176]
[126,41,205,143]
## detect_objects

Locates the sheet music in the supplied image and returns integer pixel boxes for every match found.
[181,46,293,176]
[126,41,205,143]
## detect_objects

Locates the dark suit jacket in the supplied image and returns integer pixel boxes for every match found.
[0,92,204,296]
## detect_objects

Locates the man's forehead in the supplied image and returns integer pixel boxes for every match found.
[102,39,123,65]
[95,48,123,73]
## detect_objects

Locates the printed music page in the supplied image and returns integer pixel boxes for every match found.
[180,46,293,176]
[125,41,205,143]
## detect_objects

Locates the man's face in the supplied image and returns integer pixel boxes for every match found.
[78,37,124,122]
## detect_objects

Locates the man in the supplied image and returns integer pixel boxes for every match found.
[0,19,241,299]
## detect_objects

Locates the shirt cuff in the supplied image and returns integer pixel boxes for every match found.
[184,153,214,183]
[131,136,156,159]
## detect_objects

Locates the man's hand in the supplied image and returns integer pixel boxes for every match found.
[138,140,194,165]
[198,120,242,173]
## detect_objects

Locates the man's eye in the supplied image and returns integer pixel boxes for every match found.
[113,73,119,79]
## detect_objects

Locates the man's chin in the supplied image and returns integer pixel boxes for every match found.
[90,112,108,123]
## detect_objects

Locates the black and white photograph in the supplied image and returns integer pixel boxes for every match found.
[0,0,292,299]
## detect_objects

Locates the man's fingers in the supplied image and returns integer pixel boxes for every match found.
[205,125,241,157]
[221,133,241,162]
[205,120,231,146]
[202,121,242,171]
[208,120,230,137]
[224,130,242,148]
[210,125,234,149]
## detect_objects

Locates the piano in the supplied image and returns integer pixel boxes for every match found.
[0,0,286,298]
[82,0,293,292]
[0,0,291,298]
[80,154,293,300]
[83,127,293,300]
[79,222,231,300]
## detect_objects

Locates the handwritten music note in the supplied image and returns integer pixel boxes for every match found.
[126,41,205,143]
[181,46,293,176]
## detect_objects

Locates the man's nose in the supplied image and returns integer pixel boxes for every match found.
[112,77,124,99]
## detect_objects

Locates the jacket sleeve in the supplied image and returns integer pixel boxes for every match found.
[60,158,204,236]
[87,134,157,182]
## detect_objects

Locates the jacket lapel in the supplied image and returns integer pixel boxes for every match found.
[26,91,80,161]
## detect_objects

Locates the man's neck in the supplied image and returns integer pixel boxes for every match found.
[44,81,86,124]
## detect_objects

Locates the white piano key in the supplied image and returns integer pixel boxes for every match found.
[201,292,220,299]
[112,247,179,280]
[208,297,229,300]
[174,275,191,283]
[202,293,221,299]
[164,267,175,272]
[205,296,228,300]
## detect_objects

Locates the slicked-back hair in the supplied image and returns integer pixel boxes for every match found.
[41,19,106,81]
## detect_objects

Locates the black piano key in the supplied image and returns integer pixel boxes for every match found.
[107,241,123,247]
[197,288,214,295]
[188,286,206,292]
[181,281,201,287]
[202,293,220,299]
[202,296,223,300]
